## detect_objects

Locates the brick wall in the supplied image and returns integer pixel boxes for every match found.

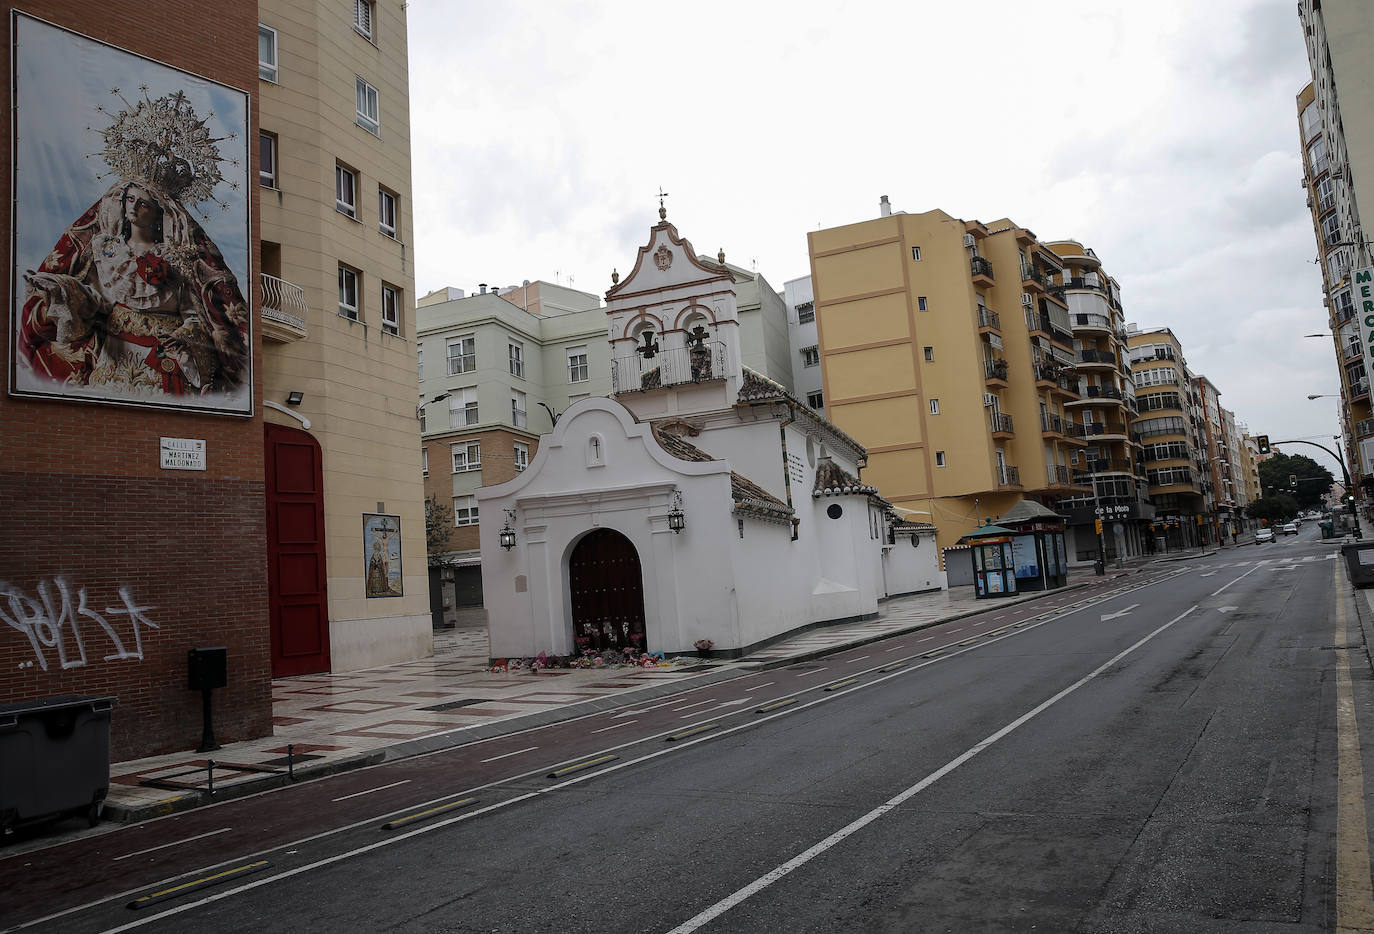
[0,2,269,760]
[423,429,540,556]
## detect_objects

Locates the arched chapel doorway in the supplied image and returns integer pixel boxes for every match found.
[569,528,647,653]
[265,423,331,677]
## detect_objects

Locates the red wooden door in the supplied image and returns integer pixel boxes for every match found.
[265,423,331,677]
[569,529,646,653]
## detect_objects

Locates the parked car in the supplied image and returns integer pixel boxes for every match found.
[1255,528,1275,543]
[1281,522,1298,536]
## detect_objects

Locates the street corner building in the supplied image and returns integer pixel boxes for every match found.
[476,213,940,660]
[1,0,428,761]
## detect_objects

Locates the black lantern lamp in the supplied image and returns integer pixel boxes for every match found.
[667,489,686,533]
[499,508,517,550]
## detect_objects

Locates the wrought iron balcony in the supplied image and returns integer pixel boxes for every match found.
[260,273,308,342]
[984,359,1009,382]
[1076,348,1117,366]
[1358,417,1374,437]
[1072,312,1113,331]
[1345,343,1364,362]
[977,307,1001,331]
[612,340,725,393]
[998,464,1021,487]
[990,412,1014,436]
[971,256,995,283]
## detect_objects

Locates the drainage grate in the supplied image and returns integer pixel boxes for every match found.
[418,698,487,712]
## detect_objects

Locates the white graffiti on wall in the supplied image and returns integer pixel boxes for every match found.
[1,578,160,671]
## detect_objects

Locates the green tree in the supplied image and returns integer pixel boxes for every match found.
[1257,452,1333,509]
[1247,494,1300,524]
[425,496,455,568]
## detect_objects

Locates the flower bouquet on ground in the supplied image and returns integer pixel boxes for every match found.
[694,638,714,658]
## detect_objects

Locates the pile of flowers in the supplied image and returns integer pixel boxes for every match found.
[489,647,681,673]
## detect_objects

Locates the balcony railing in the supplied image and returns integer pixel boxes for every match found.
[1072,312,1113,330]
[1352,379,1371,400]
[1345,343,1364,362]
[971,256,995,281]
[260,273,308,341]
[1031,310,1075,346]
[1046,464,1077,486]
[977,307,1001,330]
[1357,417,1374,437]
[1084,421,1129,437]
[1082,384,1124,401]
[984,359,1009,382]
[990,412,1014,435]
[1021,266,1048,289]
[1076,348,1117,366]
[998,464,1021,487]
[612,340,725,393]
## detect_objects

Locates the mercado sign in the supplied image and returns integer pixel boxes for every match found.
[1361,266,1374,361]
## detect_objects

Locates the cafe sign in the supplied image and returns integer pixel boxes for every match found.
[1361,266,1374,360]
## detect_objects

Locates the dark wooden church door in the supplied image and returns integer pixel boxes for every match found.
[265,423,331,677]
[569,528,646,652]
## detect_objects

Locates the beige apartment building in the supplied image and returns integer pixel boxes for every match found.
[1297,0,1374,490]
[1126,327,1210,549]
[1045,240,1153,561]
[806,202,1090,556]
[256,0,429,673]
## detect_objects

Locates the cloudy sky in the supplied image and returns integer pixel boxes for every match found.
[408,0,1343,476]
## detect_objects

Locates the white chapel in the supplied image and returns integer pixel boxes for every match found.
[475,211,940,658]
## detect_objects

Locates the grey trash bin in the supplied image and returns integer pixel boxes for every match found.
[0,695,114,831]
[1341,541,1374,588]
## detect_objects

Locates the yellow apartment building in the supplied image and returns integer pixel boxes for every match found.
[807,203,1090,556]
[256,0,429,674]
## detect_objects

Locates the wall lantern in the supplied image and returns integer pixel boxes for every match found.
[285,390,304,406]
[667,490,686,533]
[499,508,517,550]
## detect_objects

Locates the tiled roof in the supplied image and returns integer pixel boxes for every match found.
[731,473,794,523]
[812,459,878,497]
[651,425,794,524]
[652,426,716,463]
[736,367,867,458]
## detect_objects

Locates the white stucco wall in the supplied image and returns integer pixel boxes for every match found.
[882,530,941,597]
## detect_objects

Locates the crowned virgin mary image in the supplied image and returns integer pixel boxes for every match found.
[17,89,249,404]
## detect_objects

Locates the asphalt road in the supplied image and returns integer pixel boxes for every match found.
[6,525,1372,933]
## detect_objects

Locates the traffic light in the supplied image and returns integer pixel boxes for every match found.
[1290,474,1298,487]
[1256,435,1271,455]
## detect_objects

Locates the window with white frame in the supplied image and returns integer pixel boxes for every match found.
[1308,137,1328,176]
[419,407,426,432]
[450,387,478,426]
[355,77,380,135]
[801,346,820,367]
[917,296,928,311]
[353,0,375,39]
[451,440,481,472]
[935,450,946,467]
[338,265,359,319]
[380,283,399,335]
[417,346,424,380]
[513,441,529,472]
[508,341,524,378]
[512,390,527,428]
[421,448,428,476]
[1323,212,1341,247]
[567,345,588,383]
[924,346,934,362]
[807,391,823,409]
[335,164,358,217]
[929,398,940,414]
[378,187,397,238]
[259,133,277,188]
[1317,175,1336,214]
[258,25,278,82]
[911,247,922,261]
[1302,101,1321,141]
[453,494,479,526]
[447,335,475,374]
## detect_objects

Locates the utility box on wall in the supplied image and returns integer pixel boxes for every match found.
[187,647,228,691]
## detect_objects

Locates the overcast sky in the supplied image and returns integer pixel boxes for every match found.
[408,0,1344,478]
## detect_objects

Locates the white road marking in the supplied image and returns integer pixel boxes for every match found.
[592,720,635,733]
[673,700,716,712]
[1099,603,1140,622]
[884,645,904,652]
[743,681,775,692]
[112,827,233,862]
[915,636,934,643]
[847,655,871,662]
[663,606,1200,934]
[945,628,963,634]
[614,700,676,718]
[331,780,411,803]
[1199,571,1218,578]
[1212,564,1262,596]
[479,746,538,763]
[794,668,828,678]
[1217,606,1238,614]
[688,699,748,718]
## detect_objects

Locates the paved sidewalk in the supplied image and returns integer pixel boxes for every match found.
[101,561,1155,823]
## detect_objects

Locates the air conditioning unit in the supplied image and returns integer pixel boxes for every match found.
[1021,293,1033,307]
[984,393,997,407]
[963,234,976,248]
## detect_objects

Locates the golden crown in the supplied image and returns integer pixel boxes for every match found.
[88,87,239,209]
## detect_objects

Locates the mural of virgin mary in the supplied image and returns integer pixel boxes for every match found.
[16,86,249,407]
